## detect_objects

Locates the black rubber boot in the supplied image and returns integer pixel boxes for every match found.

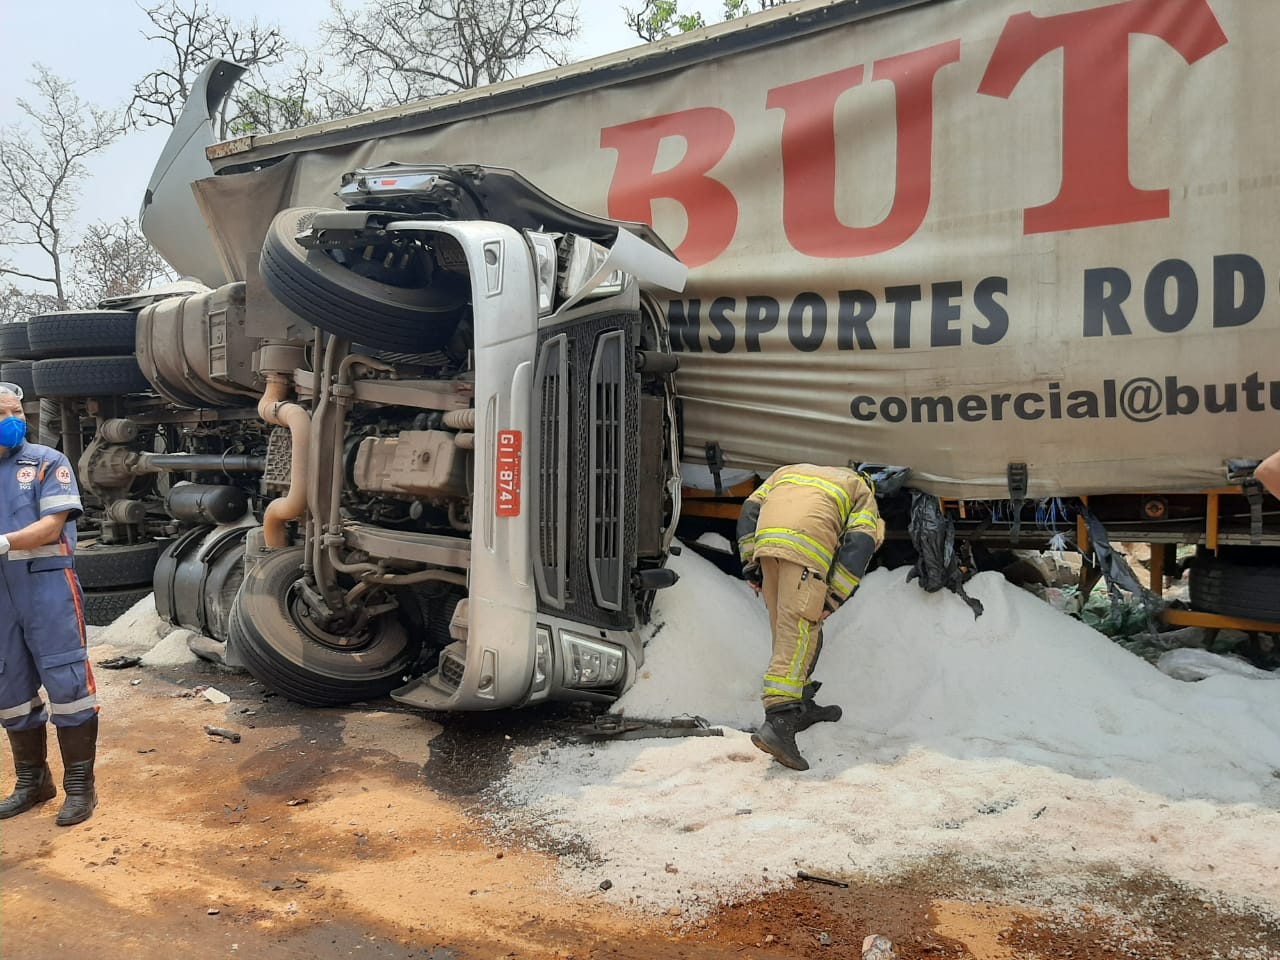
[797,681,842,730]
[0,725,56,819]
[751,704,809,771]
[54,715,98,827]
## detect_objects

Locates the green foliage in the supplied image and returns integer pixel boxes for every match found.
[625,0,789,42]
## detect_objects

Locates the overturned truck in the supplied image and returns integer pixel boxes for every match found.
[3,157,686,709]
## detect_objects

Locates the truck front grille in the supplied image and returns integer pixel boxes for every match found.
[532,334,569,609]
[534,313,640,630]
[589,330,626,611]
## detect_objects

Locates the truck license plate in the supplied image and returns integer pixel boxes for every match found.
[496,429,522,517]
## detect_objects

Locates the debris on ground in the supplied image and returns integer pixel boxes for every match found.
[796,871,847,888]
[576,714,723,742]
[204,726,241,743]
[96,655,142,670]
[861,934,897,959]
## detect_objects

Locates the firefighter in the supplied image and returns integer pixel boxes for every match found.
[0,383,98,825]
[736,463,884,771]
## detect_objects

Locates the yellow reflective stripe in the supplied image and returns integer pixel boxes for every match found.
[763,675,805,699]
[764,609,815,701]
[829,565,860,599]
[753,529,832,569]
[771,475,852,516]
[786,619,811,682]
[845,509,878,532]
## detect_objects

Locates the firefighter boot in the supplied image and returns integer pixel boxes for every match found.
[0,725,56,819]
[54,715,98,827]
[751,704,809,771]
[797,681,842,730]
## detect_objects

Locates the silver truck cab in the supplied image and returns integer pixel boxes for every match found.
[134,62,685,710]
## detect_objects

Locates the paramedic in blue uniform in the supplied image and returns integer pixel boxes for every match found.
[0,382,98,825]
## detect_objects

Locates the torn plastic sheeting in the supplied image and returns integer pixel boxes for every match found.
[1156,648,1280,683]
[1078,506,1165,625]
[855,463,911,498]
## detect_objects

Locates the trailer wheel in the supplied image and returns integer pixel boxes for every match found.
[1188,555,1280,623]
[75,541,162,590]
[0,321,34,361]
[228,546,422,706]
[82,586,153,627]
[33,356,151,397]
[1,361,37,399]
[27,310,137,358]
[260,206,468,354]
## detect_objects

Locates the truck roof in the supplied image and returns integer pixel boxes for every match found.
[207,0,933,171]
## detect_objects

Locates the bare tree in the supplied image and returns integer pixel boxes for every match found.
[129,0,290,137]
[72,219,176,304]
[322,0,581,108]
[624,0,786,41]
[0,67,122,308]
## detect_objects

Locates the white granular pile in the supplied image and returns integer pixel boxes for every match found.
[140,628,201,667]
[496,549,1280,916]
[90,592,169,652]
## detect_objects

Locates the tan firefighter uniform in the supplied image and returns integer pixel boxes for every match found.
[736,464,884,708]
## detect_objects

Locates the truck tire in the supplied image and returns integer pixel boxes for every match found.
[0,322,33,360]
[260,206,468,354]
[75,541,162,590]
[27,310,137,358]
[82,586,153,627]
[228,546,423,706]
[1,361,37,399]
[32,356,151,398]
[1188,557,1280,623]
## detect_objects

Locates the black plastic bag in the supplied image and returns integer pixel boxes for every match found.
[906,492,984,618]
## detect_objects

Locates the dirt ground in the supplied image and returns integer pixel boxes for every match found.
[2,643,1277,960]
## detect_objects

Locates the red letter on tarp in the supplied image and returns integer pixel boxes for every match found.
[601,109,739,268]
[766,41,961,259]
[979,0,1228,235]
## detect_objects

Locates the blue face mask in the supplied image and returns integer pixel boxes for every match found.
[0,416,27,449]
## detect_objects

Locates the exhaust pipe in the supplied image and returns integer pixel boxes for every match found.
[257,374,311,548]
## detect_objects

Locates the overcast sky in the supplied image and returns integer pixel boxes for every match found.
[0,0,724,286]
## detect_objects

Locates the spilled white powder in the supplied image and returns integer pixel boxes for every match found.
[496,548,1280,916]
[90,592,169,653]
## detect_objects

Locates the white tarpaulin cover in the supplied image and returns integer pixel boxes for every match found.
[190,0,1280,497]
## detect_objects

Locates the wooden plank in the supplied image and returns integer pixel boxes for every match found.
[679,501,747,521]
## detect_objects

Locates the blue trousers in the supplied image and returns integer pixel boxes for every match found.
[0,558,97,731]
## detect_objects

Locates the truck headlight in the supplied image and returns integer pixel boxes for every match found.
[527,232,558,316]
[559,234,625,301]
[561,633,625,689]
